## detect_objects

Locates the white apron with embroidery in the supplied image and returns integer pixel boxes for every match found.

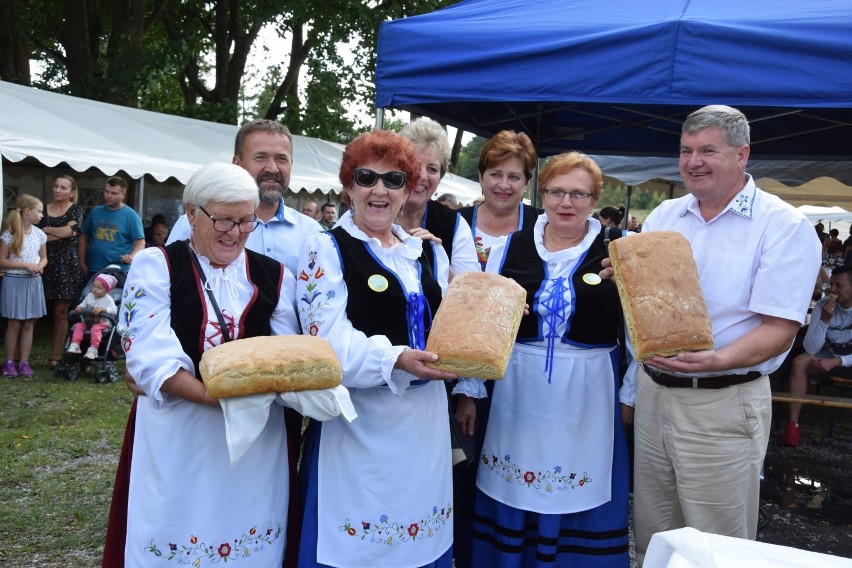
[126,397,288,566]
[316,378,453,568]
[477,342,615,515]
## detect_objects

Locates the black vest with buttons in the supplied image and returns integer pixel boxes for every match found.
[499,226,622,346]
[328,228,442,347]
[164,240,283,378]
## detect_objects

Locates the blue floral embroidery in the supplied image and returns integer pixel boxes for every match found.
[481,453,591,493]
[339,503,453,545]
[732,189,755,218]
[119,285,149,353]
[143,523,283,564]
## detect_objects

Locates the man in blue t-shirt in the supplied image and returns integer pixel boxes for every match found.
[78,176,145,274]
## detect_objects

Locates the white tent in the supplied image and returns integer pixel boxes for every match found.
[0,80,344,205]
[0,80,481,211]
[796,205,852,223]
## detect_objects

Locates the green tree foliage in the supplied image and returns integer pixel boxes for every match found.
[0,0,453,135]
[455,136,488,181]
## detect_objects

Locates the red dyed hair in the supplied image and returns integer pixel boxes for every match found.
[339,130,421,204]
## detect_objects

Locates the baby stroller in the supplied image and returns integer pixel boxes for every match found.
[53,265,126,383]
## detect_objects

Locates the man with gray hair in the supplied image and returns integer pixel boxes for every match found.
[622,105,821,561]
[168,119,320,273]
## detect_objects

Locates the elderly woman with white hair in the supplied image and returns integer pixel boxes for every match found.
[107,162,301,566]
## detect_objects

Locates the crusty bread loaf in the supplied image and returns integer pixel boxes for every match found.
[609,231,714,361]
[200,335,342,398]
[425,271,526,379]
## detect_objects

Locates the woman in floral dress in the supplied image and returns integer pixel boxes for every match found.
[37,175,84,368]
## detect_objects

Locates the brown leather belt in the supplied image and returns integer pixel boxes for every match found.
[643,364,762,389]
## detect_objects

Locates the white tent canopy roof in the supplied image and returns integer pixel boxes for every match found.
[0,80,343,191]
[0,80,482,205]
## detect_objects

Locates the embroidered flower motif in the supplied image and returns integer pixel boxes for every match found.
[339,504,452,546]
[144,523,283,564]
[474,236,490,270]
[298,250,332,335]
[732,188,755,218]
[482,452,592,493]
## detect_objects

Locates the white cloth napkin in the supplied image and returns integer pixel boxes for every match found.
[220,385,357,467]
[645,527,852,567]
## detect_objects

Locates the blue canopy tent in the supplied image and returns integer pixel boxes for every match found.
[375,0,852,186]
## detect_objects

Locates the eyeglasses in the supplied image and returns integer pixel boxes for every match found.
[352,168,407,190]
[542,189,594,203]
[198,206,260,233]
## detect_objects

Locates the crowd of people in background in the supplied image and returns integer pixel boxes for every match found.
[2,105,817,568]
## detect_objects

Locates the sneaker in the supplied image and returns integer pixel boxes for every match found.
[84,347,98,360]
[782,421,801,447]
[3,360,17,378]
[18,361,33,378]
[67,343,81,354]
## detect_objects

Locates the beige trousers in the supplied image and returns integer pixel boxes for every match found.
[632,367,771,565]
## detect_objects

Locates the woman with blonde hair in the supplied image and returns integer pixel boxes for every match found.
[37,174,85,368]
[0,194,48,377]
[398,118,479,276]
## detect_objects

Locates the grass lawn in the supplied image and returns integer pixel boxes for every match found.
[0,318,132,567]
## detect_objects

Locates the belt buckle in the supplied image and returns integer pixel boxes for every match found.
[692,377,699,389]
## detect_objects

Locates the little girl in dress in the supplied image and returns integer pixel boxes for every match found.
[0,194,48,377]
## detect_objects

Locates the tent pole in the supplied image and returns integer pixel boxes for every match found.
[0,156,4,215]
[137,177,145,218]
[375,108,385,130]
[623,185,633,230]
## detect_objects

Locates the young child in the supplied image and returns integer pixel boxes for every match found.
[67,274,118,360]
[0,194,48,378]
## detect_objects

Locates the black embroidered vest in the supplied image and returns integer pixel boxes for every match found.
[499,227,622,346]
[164,240,283,377]
[328,228,442,347]
[423,201,460,264]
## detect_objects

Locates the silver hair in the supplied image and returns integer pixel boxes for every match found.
[682,105,750,148]
[399,117,451,177]
[183,163,260,208]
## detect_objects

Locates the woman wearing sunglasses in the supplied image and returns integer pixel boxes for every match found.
[295,129,459,568]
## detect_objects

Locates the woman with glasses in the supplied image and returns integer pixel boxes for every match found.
[295,129,459,568]
[458,130,540,271]
[467,152,631,567]
[105,163,302,566]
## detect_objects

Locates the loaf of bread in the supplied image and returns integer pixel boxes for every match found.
[425,271,526,379]
[609,231,714,361]
[200,335,342,398]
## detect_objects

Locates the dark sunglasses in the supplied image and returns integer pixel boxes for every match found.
[352,168,407,190]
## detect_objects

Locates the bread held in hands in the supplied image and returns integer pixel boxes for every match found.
[425,271,526,379]
[608,231,714,361]
[201,335,342,398]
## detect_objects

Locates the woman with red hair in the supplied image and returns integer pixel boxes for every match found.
[295,130,459,568]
